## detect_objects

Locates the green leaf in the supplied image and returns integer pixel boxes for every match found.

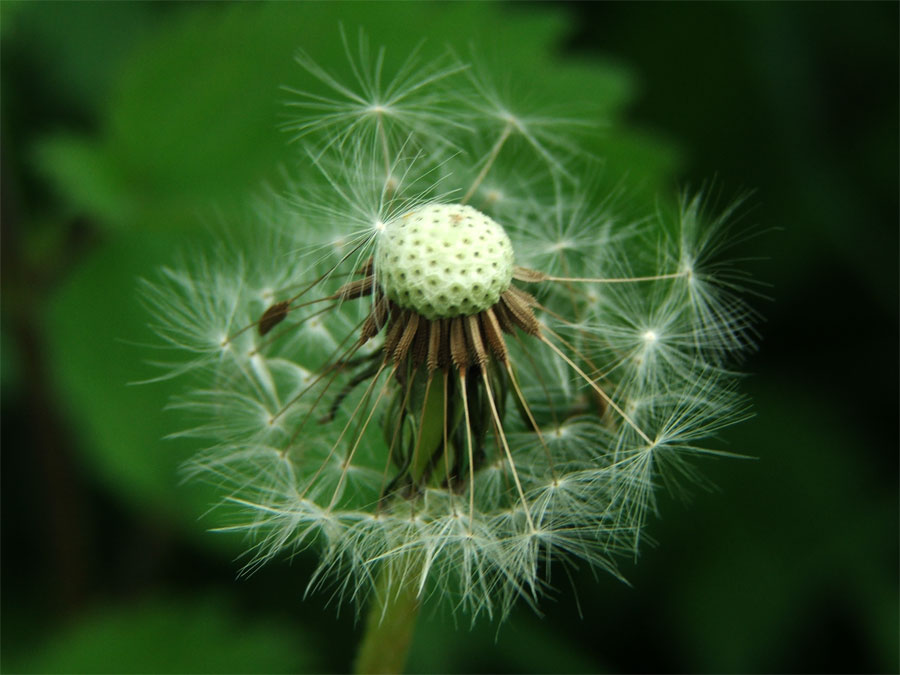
[1,1,164,116]
[12,595,313,674]
[36,2,674,232]
[45,231,216,534]
[36,135,136,226]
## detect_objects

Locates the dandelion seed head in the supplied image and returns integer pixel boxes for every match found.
[143,33,757,621]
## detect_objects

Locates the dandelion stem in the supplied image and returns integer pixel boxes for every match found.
[354,365,449,674]
[354,559,422,675]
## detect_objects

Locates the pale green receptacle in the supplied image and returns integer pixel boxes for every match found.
[375,204,514,319]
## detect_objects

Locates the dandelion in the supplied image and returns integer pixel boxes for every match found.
[143,33,755,673]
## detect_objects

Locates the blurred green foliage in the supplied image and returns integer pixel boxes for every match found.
[7,595,313,674]
[2,2,896,673]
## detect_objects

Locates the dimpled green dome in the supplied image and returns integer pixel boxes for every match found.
[375,204,514,319]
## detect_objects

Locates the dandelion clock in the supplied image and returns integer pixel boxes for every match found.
[142,32,756,673]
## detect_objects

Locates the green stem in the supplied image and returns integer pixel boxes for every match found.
[353,563,422,674]
[355,371,447,674]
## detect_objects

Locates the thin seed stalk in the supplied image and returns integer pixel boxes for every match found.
[355,368,446,674]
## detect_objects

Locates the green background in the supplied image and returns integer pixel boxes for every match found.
[2,2,896,672]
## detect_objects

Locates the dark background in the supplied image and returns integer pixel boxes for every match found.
[2,2,897,673]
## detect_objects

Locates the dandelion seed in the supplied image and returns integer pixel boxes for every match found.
[144,35,756,625]
[258,301,291,336]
